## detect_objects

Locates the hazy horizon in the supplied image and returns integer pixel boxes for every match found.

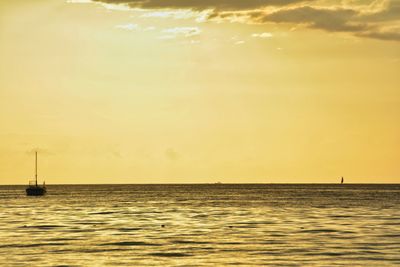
[2,181,400,186]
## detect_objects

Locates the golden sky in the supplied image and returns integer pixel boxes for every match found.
[0,0,399,184]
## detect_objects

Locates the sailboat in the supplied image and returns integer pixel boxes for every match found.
[26,151,47,196]
[341,177,344,184]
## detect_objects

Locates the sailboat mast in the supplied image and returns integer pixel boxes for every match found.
[35,151,38,186]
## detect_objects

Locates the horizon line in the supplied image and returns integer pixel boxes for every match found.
[1,182,400,186]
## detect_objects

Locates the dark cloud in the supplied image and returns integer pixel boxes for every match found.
[90,0,400,42]
[257,5,400,41]
[211,4,399,42]
[357,30,400,41]
[362,1,400,22]
[263,6,368,32]
[93,0,309,10]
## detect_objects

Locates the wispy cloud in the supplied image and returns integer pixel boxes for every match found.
[235,40,245,45]
[115,23,140,31]
[160,27,201,39]
[66,0,91,3]
[104,3,132,11]
[252,32,273,38]
[142,10,190,19]
[92,0,305,10]
[141,10,212,23]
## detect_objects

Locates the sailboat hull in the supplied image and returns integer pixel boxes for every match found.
[26,151,47,196]
[26,186,46,196]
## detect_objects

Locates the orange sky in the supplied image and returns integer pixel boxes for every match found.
[1,0,399,184]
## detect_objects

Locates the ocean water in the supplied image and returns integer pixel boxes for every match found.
[0,184,399,266]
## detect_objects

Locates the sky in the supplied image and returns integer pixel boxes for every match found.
[0,0,399,184]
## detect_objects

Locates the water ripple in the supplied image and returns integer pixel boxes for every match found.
[0,184,399,266]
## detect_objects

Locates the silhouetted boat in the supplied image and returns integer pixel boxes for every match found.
[26,151,47,196]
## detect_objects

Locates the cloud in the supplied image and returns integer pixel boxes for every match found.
[66,0,91,3]
[205,1,400,42]
[115,23,158,32]
[142,10,194,19]
[160,26,201,38]
[78,0,400,42]
[361,1,400,22]
[115,23,140,30]
[92,0,308,11]
[357,28,400,41]
[252,32,273,38]
[212,4,399,42]
[257,4,400,41]
[235,40,245,45]
[141,9,211,22]
[263,6,368,32]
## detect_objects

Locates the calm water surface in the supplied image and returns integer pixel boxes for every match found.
[0,184,399,266]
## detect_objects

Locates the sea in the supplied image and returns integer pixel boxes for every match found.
[0,184,399,266]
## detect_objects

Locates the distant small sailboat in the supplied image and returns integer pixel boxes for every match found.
[341,177,344,184]
[26,151,47,196]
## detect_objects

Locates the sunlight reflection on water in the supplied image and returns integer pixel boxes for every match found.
[0,184,399,266]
